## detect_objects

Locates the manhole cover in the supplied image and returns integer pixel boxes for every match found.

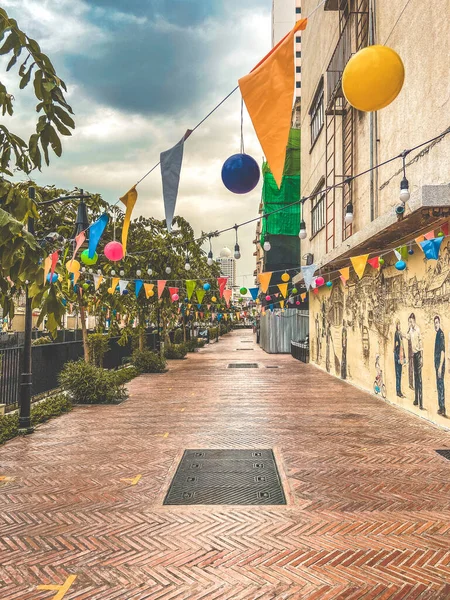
[164,449,286,505]
[436,449,450,461]
[228,363,258,368]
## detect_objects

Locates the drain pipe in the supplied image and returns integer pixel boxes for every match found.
[369,0,377,221]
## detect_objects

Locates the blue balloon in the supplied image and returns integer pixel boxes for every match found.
[185,298,189,303]
[395,260,406,271]
[221,153,260,194]
[203,283,211,291]
[46,273,59,284]
[408,249,414,255]
[122,289,129,295]
[326,281,333,288]
[61,298,67,306]
[197,304,202,309]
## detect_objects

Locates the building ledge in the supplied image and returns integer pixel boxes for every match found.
[294,183,450,283]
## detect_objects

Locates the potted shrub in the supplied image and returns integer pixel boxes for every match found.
[59,360,127,404]
[132,349,167,373]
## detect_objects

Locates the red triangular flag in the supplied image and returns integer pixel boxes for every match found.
[440,223,449,236]
[157,280,167,299]
[169,287,179,301]
[368,256,380,270]
[313,288,319,295]
[50,250,59,281]
[217,277,228,298]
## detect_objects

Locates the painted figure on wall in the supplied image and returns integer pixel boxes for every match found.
[374,354,386,398]
[404,313,423,409]
[341,320,347,379]
[394,320,406,398]
[434,315,445,416]
[326,321,331,373]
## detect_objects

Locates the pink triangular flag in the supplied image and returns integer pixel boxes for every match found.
[71,231,85,265]
[217,277,228,298]
[223,289,232,307]
[157,280,167,299]
[50,251,59,281]
[424,230,435,240]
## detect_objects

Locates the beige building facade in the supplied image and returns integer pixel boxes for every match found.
[295,0,450,427]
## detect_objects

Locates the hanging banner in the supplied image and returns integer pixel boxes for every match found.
[110,277,120,293]
[50,250,59,282]
[239,18,308,187]
[70,231,85,266]
[186,280,196,300]
[368,256,380,270]
[195,289,205,304]
[223,289,232,307]
[43,255,52,284]
[217,277,228,298]
[157,280,167,299]
[249,287,259,301]
[420,237,444,260]
[118,280,128,295]
[88,213,109,259]
[119,186,138,255]
[93,274,103,291]
[394,249,402,261]
[277,283,288,298]
[339,267,350,285]
[144,283,154,299]
[160,129,192,232]
[134,279,143,298]
[258,271,272,294]
[301,264,317,291]
[350,254,369,279]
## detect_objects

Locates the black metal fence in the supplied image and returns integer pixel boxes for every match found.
[0,332,159,409]
[291,340,309,363]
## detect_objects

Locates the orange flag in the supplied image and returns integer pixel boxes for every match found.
[110,277,119,293]
[144,283,154,299]
[280,300,285,309]
[43,256,52,284]
[350,254,369,280]
[300,292,306,301]
[339,267,350,285]
[119,186,138,255]
[157,280,167,299]
[239,18,308,187]
[258,271,273,294]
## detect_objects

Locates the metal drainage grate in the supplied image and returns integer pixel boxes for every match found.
[164,449,286,505]
[228,363,258,368]
[266,366,279,369]
[235,348,254,351]
[241,340,253,343]
[436,449,450,461]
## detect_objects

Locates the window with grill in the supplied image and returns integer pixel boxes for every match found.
[296,66,301,73]
[296,81,301,88]
[296,7,301,13]
[309,78,324,148]
[311,183,326,236]
[296,35,302,43]
[296,51,301,58]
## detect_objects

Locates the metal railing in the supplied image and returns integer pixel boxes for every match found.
[291,340,309,363]
[0,346,21,407]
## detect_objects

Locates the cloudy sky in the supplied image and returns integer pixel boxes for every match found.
[3,0,272,287]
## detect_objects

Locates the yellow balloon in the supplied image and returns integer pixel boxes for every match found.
[148,290,155,297]
[66,259,80,274]
[342,45,405,112]
[281,272,290,282]
[211,296,217,302]
[107,287,114,294]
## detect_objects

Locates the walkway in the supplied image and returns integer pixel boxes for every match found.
[1,331,450,599]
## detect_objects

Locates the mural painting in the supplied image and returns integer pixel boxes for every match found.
[309,238,450,427]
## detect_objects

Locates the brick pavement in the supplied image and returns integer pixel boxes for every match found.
[1,330,450,599]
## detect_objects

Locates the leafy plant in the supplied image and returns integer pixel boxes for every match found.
[31,335,52,345]
[0,412,18,445]
[164,343,188,360]
[58,360,126,404]
[197,338,207,349]
[173,328,183,344]
[87,333,110,367]
[209,327,218,339]
[132,349,167,373]
[114,366,140,384]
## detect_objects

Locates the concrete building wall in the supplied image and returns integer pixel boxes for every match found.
[299,0,450,428]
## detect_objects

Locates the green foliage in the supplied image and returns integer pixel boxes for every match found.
[164,343,188,360]
[87,333,109,367]
[0,7,75,175]
[58,360,127,404]
[173,328,183,344]
[220,324,228,336]
[114,366,140,384]
[209,327,218,339]
[0,393,72,445]
[31,335,52,345]
[197,338,207,348]
[132,349,167,373]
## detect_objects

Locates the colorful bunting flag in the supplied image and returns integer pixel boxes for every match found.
[43,256,52,284]
[196,289,205,304]
[110,277,120,293]
[134,279,143,298]
[420,237,444,260]
[424,230,435,240]
[50,251,59,282]
[280,300,285,308]
[249,287,259,300]
[186,280,196,300]
[118,280,128,295]
[70,231,85,267]
[119,186,138,255]
[144,283,154,299]
[258,271,272,294]
[350,254,369,280]
[157,280,167,299]
[339,267,350,285]
[441,223,449,236]
[300,292,306,301]
[160,129,192,232]
[169,287,179,301]
[217,277,228,298]
[88,213,108,259]
[73,271,80,286]
[367,256,380,270]
[394,249,402,261]
[277,283,288,298]
[93,274,103,290]
[239,18,308,187]
[313,288,319,295]
[301,264,317,291]
[223,289,232,307]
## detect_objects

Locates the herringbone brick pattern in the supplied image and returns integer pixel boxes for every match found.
[1,331,450,599]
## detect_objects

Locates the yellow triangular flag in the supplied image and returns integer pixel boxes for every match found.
[144,283,154,299]
[258,271,273,294]
[72,271,80,286]
[93,274,103,291]
[277,283,288,298]
[280,300,285,309]
[119,186,138,256]
[350,254,369,280]
[339,267,350,285]
[239,19,308,187]
[110,277,120,293]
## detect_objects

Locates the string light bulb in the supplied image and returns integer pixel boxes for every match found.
[345,202,354,224]
[165,266,172,274]
[299,220,307,239]
[136,269,142,277]
[233,224,241,259]
[185,254,191,271]
[399,150,410,202]
[207,235,214,266]
[147,265,153,276]
[119,270,125,277]
[263,240,271,251]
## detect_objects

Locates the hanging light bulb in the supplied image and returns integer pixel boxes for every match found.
[119,270,125,277]
[81,266,86,273]
[147,265,153,276]
[136,269,142,277]
[399,149,410,202]
[345,202,354,224]
[299,220,307,239]
[233,224,241,259]
[185,261,191,271]
[207,235,214,266]
[165,266,172,274]
[88,268,93,274]
[97,269,102,275]
[263,240,271,251]
[111,269,116,276]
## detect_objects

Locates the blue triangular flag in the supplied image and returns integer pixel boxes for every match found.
[88,213,109,259]
[249,287,259,300]
[161,130,192,232]
[420,237,444,260]
[135,279,143,298]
